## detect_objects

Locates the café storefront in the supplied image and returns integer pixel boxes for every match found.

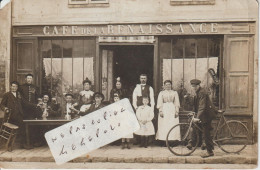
[12,22,255,141]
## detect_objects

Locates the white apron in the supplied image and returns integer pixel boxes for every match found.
[156,102,181,141]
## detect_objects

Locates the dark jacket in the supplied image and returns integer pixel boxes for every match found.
[0,91,24,126]
[193,87,217,123]
[19,83,40,104]
[19,83,40,118]
[40,102,61,118]
[79,102,105,116]
[109,88,129,103]
[61,102,78,119]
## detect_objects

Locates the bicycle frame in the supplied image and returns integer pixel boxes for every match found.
[189,112,235,143]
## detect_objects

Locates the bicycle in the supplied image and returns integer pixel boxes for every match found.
[166,110,250,156]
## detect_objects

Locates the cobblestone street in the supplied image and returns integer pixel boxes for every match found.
[0,144,257,167]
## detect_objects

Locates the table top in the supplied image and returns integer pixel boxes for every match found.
[23,117,74,122]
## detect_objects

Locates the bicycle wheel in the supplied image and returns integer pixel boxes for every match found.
[215,120,249,153]
[166,123,199,156]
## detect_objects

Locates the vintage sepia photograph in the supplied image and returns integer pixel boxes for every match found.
[0,0,258,169]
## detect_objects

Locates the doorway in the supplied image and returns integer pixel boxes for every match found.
[100,45,154,101]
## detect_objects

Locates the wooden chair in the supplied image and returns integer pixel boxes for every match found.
[0,109,19,151]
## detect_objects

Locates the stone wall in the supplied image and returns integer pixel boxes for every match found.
[0,2,11,118]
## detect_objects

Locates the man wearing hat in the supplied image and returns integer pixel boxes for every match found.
[61,93,78,119]
[187,79,216,158]
[19,73,40,119]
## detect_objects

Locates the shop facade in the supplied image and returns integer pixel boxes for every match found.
[0,0,258,142]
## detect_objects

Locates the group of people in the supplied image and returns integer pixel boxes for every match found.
[1,73,216,158]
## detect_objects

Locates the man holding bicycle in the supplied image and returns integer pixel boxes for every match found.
[188,79,216,158]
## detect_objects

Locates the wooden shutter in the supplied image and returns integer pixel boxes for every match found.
[223,35,254,115]
[12,38,39,86]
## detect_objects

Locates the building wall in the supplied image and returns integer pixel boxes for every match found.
[0,2,11,118]
[12,0,257,25]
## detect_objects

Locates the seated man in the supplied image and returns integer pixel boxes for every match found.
[33,94,61,147]
[0,81,32,149]
[38,94,61,118]
[61,93,78,119]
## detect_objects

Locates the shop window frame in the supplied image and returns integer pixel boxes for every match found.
[158,35,223,112]
[39,37,96,106]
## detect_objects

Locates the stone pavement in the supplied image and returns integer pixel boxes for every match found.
[0,144,257,165]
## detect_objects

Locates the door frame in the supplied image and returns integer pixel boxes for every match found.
[96,39,159,96]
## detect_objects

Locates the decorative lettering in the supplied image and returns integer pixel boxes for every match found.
[200,23,207,33]
[166,24,173,34]
[53,26,59,35]
[63,26,68,35]
[43,26,50,35]
[211,23,218,33]
[156,24,163,34]
[72,26,77,34]
[189,24,196,33]
[179,24,184,33]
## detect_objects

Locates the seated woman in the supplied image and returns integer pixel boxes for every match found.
[77,78,94,112]
[38,93,61,118]
[78,92,105,116]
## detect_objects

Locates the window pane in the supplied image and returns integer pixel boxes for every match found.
[62,40,73,96]
[160,38,171,59]
[51,40,63,103]
[83,39,95,88]
[41,40,52,95]
[208,37,220,57]
[73,40,84,97]
[172,38,184,58]
[160,36,222,111]
[185,38,196,58]
[197,38,207,58]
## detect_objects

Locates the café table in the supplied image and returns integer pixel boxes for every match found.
[23,118,72,147]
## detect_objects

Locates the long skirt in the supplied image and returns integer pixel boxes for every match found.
[156,102,181,141]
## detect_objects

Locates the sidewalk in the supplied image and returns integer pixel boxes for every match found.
[0,144,257,164]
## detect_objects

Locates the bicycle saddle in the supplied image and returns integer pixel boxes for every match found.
[217,109,225,114]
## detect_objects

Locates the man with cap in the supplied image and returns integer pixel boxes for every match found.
[61,93,78,119]
[187,79,216,158]
[19,73,40,119]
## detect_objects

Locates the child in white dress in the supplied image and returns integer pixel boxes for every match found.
[113,93,133,149]
[134,96,155,148]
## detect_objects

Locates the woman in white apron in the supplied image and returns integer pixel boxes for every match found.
[156,80,181,147]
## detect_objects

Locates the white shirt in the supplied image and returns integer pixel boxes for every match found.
[132,84,155,110]
[79,90,94,99]
[12,92,16,97]
[66,103,72,114]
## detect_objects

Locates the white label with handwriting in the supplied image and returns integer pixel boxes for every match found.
[45,99,139,165]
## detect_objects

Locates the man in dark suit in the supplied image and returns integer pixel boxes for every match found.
[0,81,32,149]
[19,73,41,119]
[187,79,216,158]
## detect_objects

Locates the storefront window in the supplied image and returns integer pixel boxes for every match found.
[40,38,95,105]
[160,36,222,111]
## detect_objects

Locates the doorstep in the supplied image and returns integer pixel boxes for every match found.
[0,144,257,164]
